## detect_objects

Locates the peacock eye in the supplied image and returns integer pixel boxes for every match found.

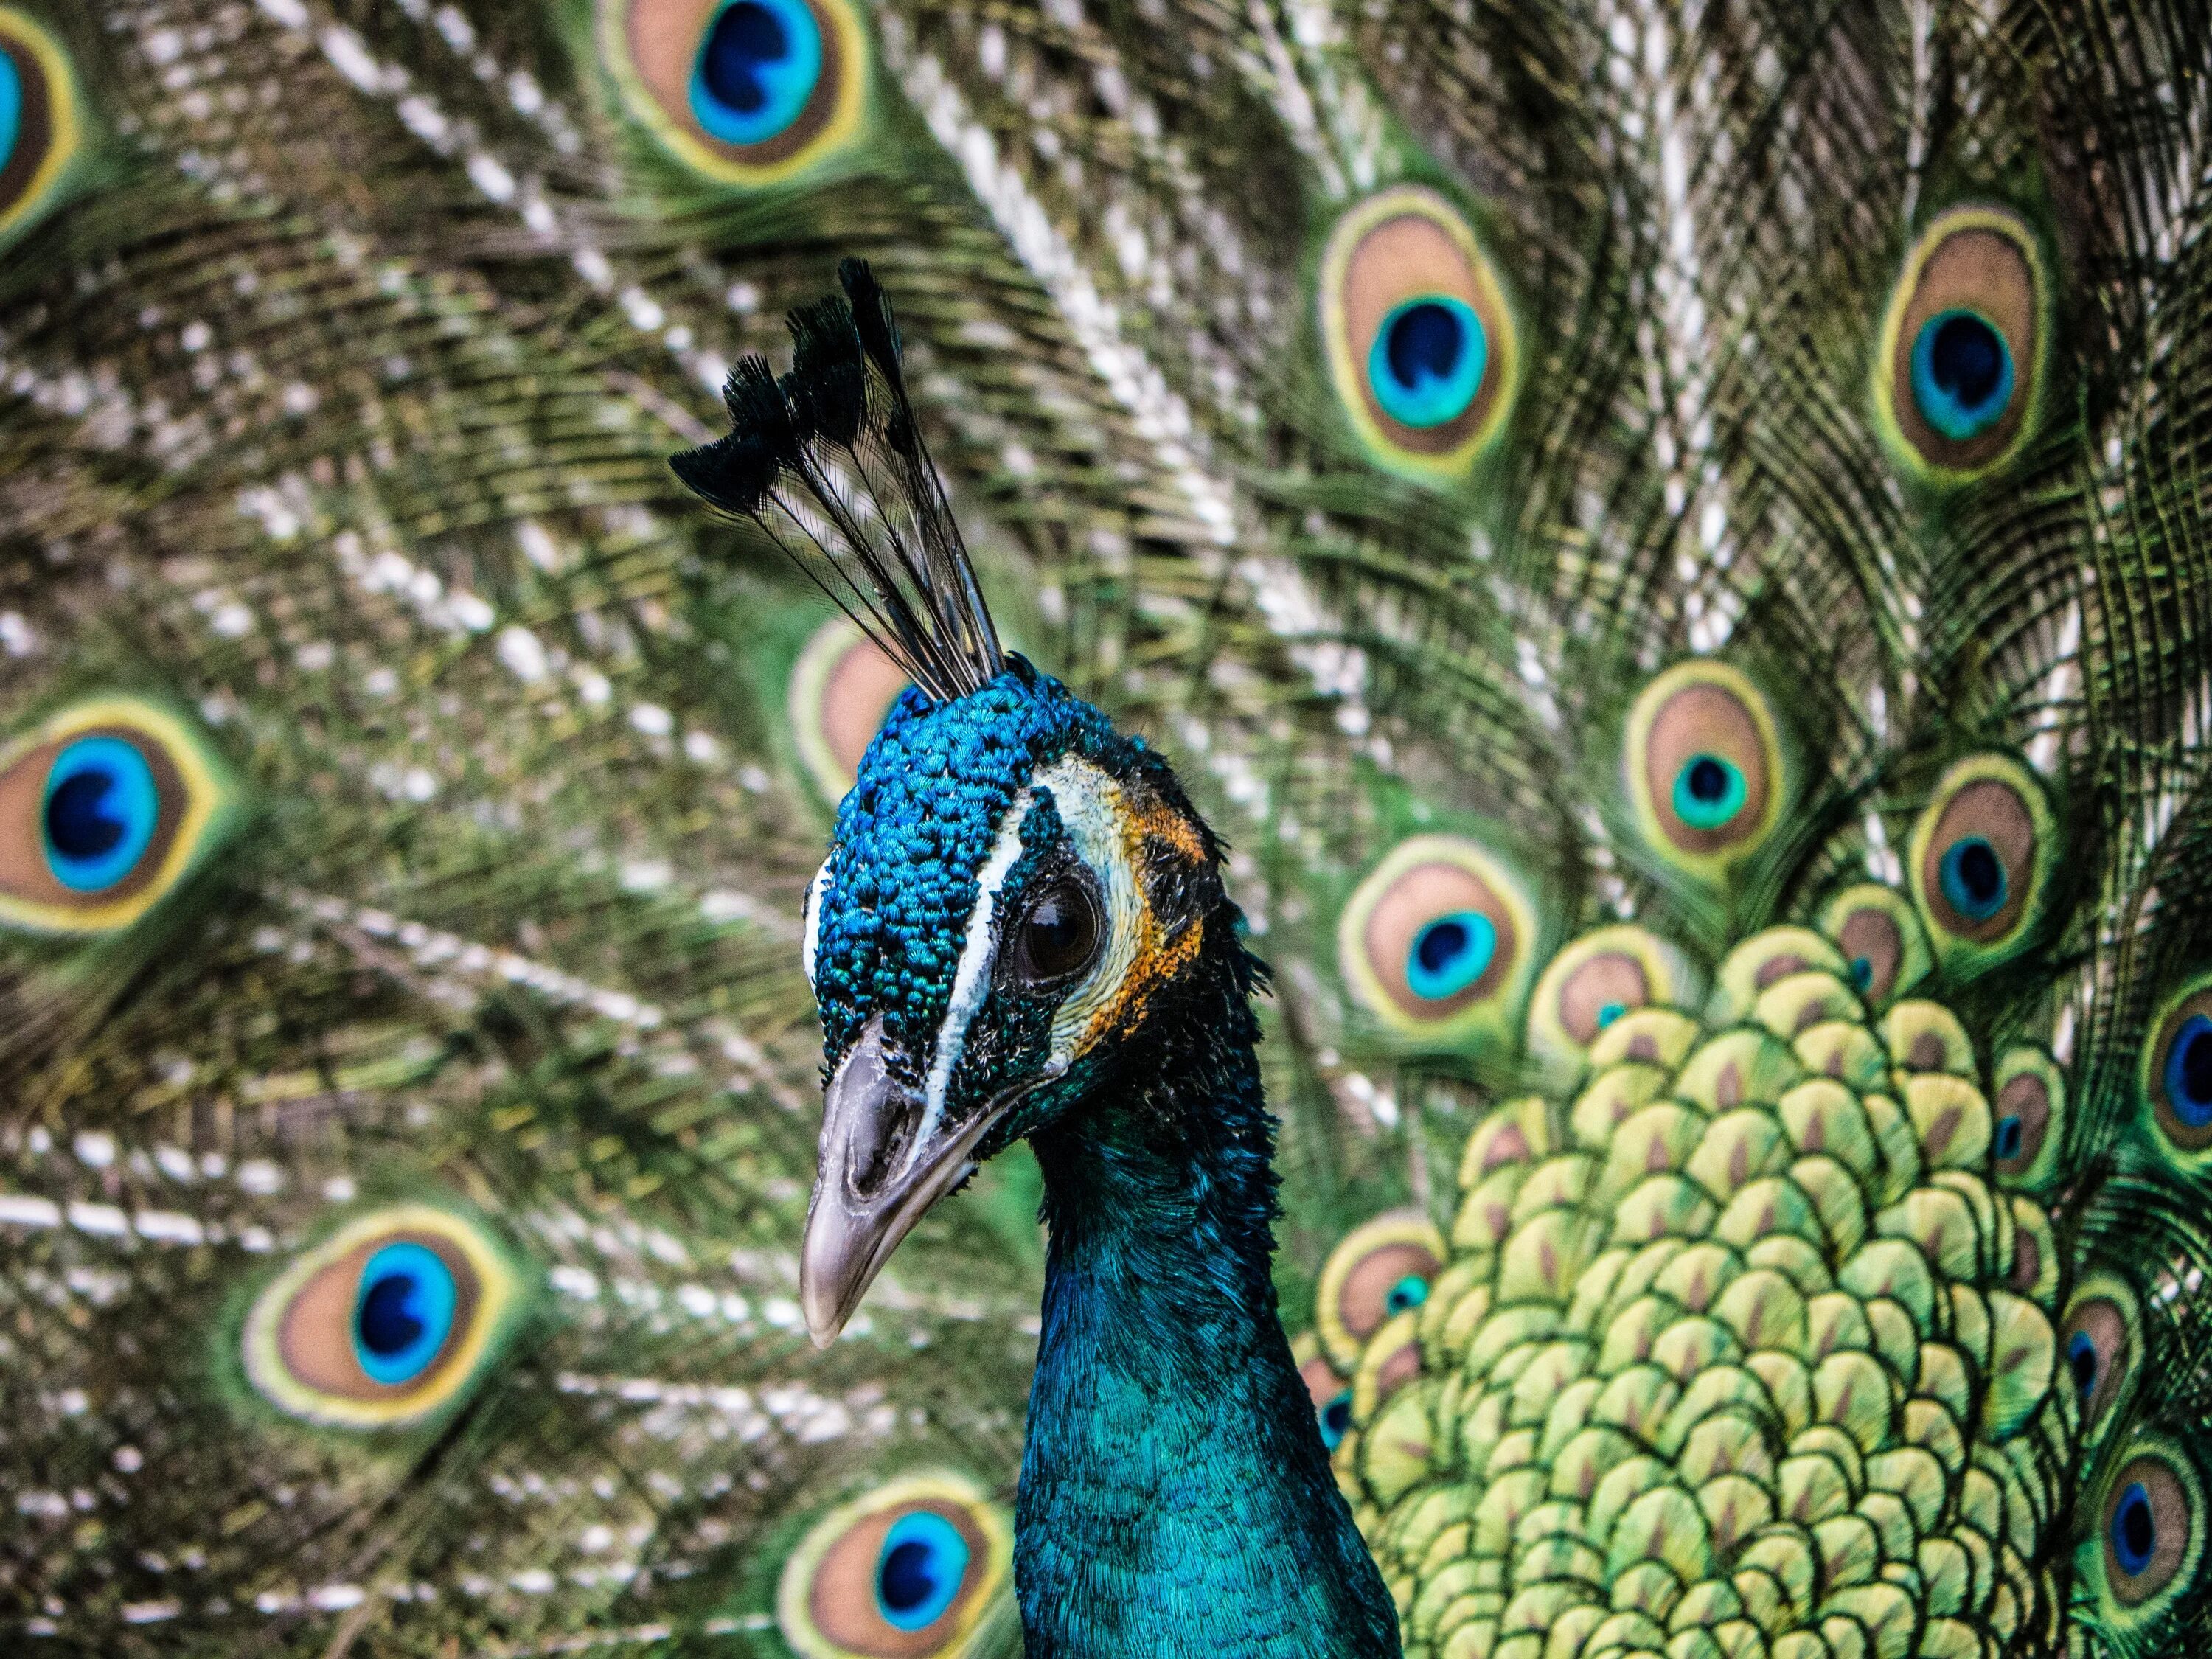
[0,10,78,240]
[1874,204,2045,480]
[1318,1389,1353,1450]
[1624,662,1783,874]
[791,619,911,804]
[1319,187,1517,481]
[604,0,867,186]
[2100,1452,2198,1607]
[0,698,231,935]
[1315,1212,1447,1369]
[2144,981,2212,1158]
[1338,835,1532,1039]
[1908,754,2053,971]
[1818,884,1930,1008]
[777,1472,1011,1659]
[1011,877,1101,987]
[2164,1015,2212,1130]
[240,1207,518,1430]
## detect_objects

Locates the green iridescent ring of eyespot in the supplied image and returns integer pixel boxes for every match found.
[1623,661,1784,878]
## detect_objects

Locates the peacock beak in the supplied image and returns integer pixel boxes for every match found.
[800,1016,1006,1346]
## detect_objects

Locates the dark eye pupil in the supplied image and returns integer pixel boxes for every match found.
[1384,302,1464,388]
[878,1539,937,1615]
[1956,840,2002,904]
[1931,315,2003,411]
[2183,1029,2212,1106]
[1021,884,1099,981]
[1994,1116,2023,1161]
[2117,1485,2156,1569]
[2068,1335,2098,1397]
[1415,919,1467,975]
[357,1272,426,1360]
[1686,757,1728,802]
[703,1,788,114]
[46,769,126,860]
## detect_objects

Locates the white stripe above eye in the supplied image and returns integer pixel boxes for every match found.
[908,790,1034,1171]
[801,858,833,990]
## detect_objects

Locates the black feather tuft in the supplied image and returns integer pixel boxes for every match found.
[671,263,1005,703]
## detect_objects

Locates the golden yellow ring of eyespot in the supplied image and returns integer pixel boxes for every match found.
[0,698,228,936]
[240,1204,518,1430]
[0,7,80,240]
[776,1470,1013,1659]
[598,0,869,187]
[1318,187,1518,480]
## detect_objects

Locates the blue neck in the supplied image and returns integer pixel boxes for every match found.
[1016,981,1400,1659]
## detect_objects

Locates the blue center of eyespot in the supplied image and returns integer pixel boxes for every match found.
[1368,296,1488,429]
[689,0,824,147]
[0,49,22,178]
[2067,1331,2099,1401]
[1596,1001,1626,1030]
[42,735,161,894]
[1937,836,2007,923]
[1910,309,2015,442]
[1848,956,1874,991]
[1318,1390,1352,1451]
[1384,1274,1430,1316]
[2163,1015,2212,1128]
[1993,1115,2023,1162]
[2111,1481,2157,1577]
[1405,910,1497,1002]
[875,1511,969,1631]
[352,1241,458,1387]
[1672,752,1747,832]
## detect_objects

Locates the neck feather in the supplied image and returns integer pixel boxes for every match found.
[1015,943,1400,1659]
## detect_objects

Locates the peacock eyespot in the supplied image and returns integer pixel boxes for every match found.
[0,9,78,241]
[1907,754,2053,967]
[2061,1284,2136,1441]
[604,0,867,187]
[1527,926,1695,1070]
[240,1206,518,1430]
[0,698,232,935]
[778,1472,1011,1659]
[1818,884,1930,1008]
[792,617,911,804]
[1010,876,1102,987]
[1624,663,1783,874]
[1318,1389,1353,1450]
[2097,1450,2200,1610]
[1319,187,1517,481]
[1874,204,2046,481]
[1338,835,1532,1037]
[1315,1211,1447,1369]
[2143,979,2212,1156]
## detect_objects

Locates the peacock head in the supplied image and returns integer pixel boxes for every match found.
[668,260,1231,1345]
[796,658,1226,1343]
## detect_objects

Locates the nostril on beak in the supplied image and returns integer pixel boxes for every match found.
[846,1082,922,1198]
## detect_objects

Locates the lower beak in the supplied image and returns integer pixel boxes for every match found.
[799,1017,1009,1346]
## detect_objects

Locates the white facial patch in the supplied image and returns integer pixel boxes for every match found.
[1031,759,1145,1069]
[801,855,833,991]
[907,788,1033,1174]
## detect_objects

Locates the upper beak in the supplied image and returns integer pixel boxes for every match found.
[799,1016,1012,1346]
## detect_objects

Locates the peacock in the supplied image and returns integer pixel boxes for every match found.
[1,0,2211,1657]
